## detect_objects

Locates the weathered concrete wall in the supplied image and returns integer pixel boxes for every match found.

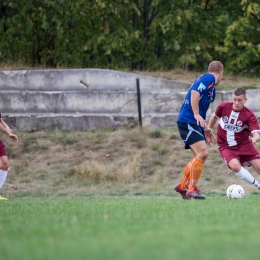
[0,68,259,131]
[0,69,189,92]
[0,91,186,114]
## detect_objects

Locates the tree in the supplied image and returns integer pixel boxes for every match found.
[216,0,260,75]
[0,0,259,75]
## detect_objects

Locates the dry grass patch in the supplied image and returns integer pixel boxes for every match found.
[2,126,260,196]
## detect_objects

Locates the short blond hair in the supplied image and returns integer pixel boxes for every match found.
[208,61,224,72]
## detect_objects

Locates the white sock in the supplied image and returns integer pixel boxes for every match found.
[235,167,259,186]
[0,169,8,190]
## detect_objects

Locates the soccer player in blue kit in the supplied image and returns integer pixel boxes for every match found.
[175,61,224,200]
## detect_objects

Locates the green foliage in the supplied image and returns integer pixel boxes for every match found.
[0,0,260,74]
[216,1,260,75]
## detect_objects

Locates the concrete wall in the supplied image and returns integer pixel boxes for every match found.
[0,69,259,131]
[0,69,189,91]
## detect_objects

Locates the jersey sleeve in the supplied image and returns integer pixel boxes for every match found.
[214,103,223,118]
[191,74,215,96]
[248,111,260,131]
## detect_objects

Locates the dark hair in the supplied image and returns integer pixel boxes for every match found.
[208,61,224,72]
[233,87,246,97]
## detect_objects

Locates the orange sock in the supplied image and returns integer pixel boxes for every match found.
[179,161,192,189]
[188,157,204,190]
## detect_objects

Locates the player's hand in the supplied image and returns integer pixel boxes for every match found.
[249,136,257,145]
[205,133,216,146]
[8,133,18,143]
[204,128,216,146]
[194,113,207,128]
[204,127,212,135]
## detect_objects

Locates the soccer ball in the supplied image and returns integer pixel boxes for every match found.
[226,184,244,199]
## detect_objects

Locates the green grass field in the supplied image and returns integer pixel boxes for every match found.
[1,195,260,260]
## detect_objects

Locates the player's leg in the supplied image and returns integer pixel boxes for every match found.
[186,140,207,199]
[223,144,260,189]
[246,159,260,189]
[0,141,9,200]
[175,123,207,199]
[174,122,192,199]
[179,149,196,189]
[249,159,260,175]
[228,158,260,189]
[179,142,208,190]
[174,149,195,200]
[0,155,9,180]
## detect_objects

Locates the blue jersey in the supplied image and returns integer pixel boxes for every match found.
[177,73,216,124]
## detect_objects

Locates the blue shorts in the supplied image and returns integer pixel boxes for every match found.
[177,122,205,149]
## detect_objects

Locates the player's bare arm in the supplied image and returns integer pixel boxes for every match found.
[207,113,218,129]
[204,127,215,146]
[0,119,12,133]
[204,113,218,145]
[204,129,216,146]
[0,122,18,143]
[249,131,260,145]
[191,90,207,127]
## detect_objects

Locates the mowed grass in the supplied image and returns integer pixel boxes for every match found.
[1,196,260,260]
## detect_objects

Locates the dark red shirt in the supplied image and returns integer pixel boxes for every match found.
[215,102,259,148]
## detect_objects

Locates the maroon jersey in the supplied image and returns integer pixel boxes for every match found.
[215,102,259,148]
[0,140,7,157]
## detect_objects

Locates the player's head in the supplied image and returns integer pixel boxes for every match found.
[232,87,247,111]
[208,61,224,85]
[233,87,246,97]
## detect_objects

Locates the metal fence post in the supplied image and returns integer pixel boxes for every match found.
[136,78,142,127]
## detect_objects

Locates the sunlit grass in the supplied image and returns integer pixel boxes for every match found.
[1,196,260,260]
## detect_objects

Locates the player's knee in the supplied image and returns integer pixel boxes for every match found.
[228,162,240,172]
[198,150,209,161]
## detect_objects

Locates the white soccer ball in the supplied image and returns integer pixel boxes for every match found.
[226,184,244,199]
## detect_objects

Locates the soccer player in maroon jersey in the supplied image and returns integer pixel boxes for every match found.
[207,87,260,189]
[0,114,18,200]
